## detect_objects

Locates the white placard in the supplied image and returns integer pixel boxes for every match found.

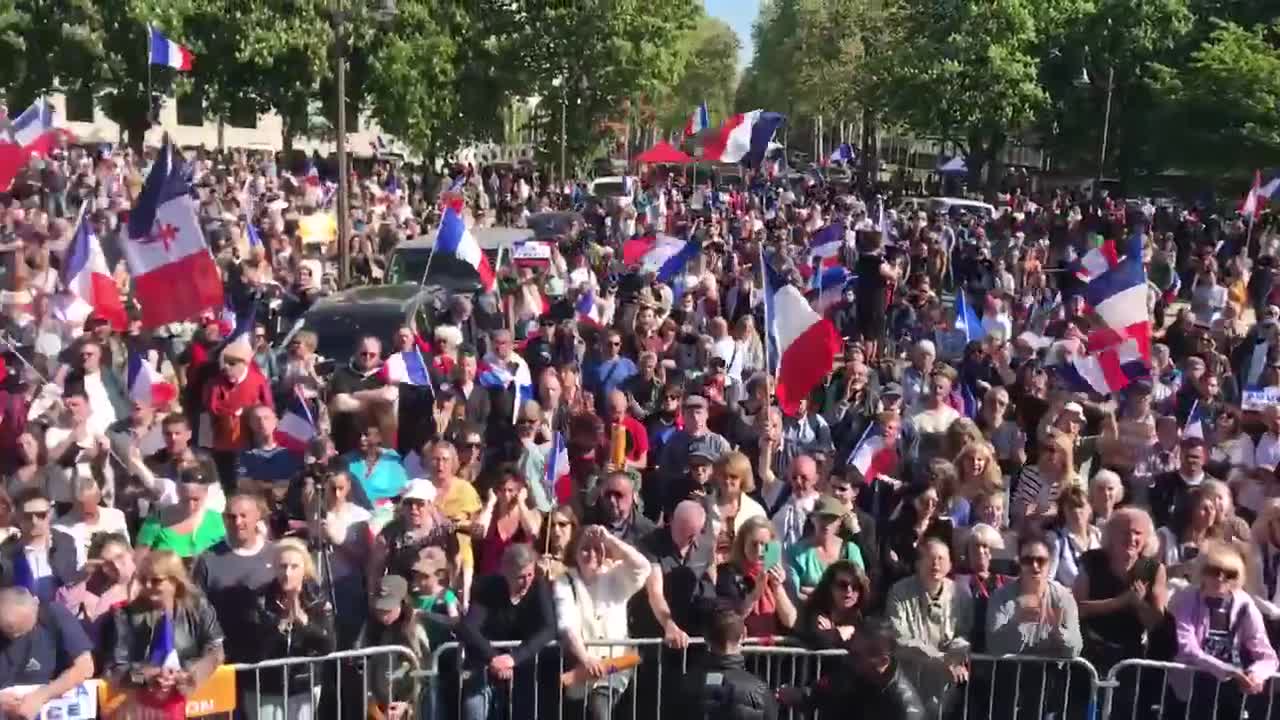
[1243,388,1280,411]
[1,681,98,720]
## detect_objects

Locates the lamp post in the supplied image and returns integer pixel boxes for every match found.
[551,76,566,182]
[331,0,396,289]
[1077,61,1115,194]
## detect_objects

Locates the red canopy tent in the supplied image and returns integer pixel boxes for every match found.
[634,141,693,165]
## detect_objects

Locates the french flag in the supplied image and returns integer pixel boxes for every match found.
[846,423,895,484]
[764,259,840,416]
[1182,399,1208,440]
[547,431,573,504]
[62,210,127,331]
[435,204,495,293]
[478,357,534,422]
[125,137,224,329]
[684,102,710,137]
[637,235,701,283]
[275,387,317,453]
[148,27,194,71]
[303,160,321,188]
[811,265,851,314]
[954,290,986,343]
[1242,170,1280,217]
[382,348,431,386]
[576,289,601,327]
[127,352,177,409]
[701,110,785,166]
[0,98,67,192]
[1081,232,1150,361]
[1061,338,1148,396]
[808,225,844,268]
[1074,238,1120,283]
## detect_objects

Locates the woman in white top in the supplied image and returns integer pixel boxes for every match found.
[1046,486,1101,588]
[1210,406,1255,470]
[54,476,130,569]
[552,525,651,720]
[709,452,768,563]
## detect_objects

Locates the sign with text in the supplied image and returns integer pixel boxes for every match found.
[1243,388,1280,411]
[1,682,98,720]
[97,665,236,719]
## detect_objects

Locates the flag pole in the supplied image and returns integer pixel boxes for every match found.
[145,25,153,129]
[1246,210,1257,260]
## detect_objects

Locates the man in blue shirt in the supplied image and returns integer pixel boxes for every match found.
[0,587,95,717]
[237,405,302,490]
[584,329,637,409]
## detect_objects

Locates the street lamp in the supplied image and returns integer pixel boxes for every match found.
[1076,59,1115,195]
[331,0,397,289]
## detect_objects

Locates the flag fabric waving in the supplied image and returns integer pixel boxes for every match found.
[576,289,601,327]
[124,137,224,328]
[1081,231,1150,361]
[701,110,785,166]
[763,260,840,416]
[275,387,318,453]
[639,236,700,284]
[546,431,573,504]
[846,424,895,484]
[812,266,850,314]
[1060,339,1147,395]
[148,27,194,71]
[127,352,177,409]
[807,225,844,268]
[62,209,127,331]
[382,349,432,386]
[684,102,710,137]
[0,98,66,192]
[1074,238,1120,283]
[954,291,986,343]
[1242,170,1280,218]
[435,205,495,292]
[1182,399,1208,440]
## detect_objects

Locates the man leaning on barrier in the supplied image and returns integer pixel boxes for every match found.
[0,586,95,720]
[777,617,925,720]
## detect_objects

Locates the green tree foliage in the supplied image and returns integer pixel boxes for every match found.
[659,15,740,133]
[1149,20,1280,176]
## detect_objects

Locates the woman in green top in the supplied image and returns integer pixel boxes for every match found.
[787,494,865,601]
[135,469,226,561]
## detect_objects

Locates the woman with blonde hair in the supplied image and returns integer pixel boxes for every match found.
[709,451,767,562]
[108,550,225,698]
[1169,541,1277,719]
[732,315,766,380]
[1246,499,1280,622]
[249,538,336,720]
[715,515,797,636]
[1010,427,1076,528]
[1202,478,1250,542]
[953,441,1003,519]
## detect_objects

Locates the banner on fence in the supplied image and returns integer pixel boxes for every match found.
[3,681,97,720]
[97,666,236,719]
[1243,387,1280,411]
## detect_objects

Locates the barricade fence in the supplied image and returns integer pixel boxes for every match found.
[213,643,1280,720]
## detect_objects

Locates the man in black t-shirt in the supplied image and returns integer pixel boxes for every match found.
[0,588,95,717]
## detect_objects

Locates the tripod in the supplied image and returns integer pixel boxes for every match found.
[303,477,341,619]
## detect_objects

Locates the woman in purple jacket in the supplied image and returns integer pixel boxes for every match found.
[1169,541,1278,719]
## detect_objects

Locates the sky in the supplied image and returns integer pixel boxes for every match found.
[704,0,760,69]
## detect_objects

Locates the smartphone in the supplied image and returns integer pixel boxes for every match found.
[763,541,782,571]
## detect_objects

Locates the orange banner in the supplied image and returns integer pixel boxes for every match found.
[98,665,237,718]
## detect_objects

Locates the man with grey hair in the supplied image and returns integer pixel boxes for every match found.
[455,543,556,720]
[586,471,656,548]
[0,587,95,718]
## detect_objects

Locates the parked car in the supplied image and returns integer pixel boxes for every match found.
[384,227,528,289]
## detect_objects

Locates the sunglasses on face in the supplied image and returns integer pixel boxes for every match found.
[833,579,859,592]
[1019,555,1049,568]
[21,509,49,520]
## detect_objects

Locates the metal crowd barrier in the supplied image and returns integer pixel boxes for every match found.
[230,645,422,720]
[1100,658,1280,720]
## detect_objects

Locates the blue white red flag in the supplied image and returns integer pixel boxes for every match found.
[684,102,710,137]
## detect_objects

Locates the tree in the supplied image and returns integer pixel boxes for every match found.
[0,0,101,109]
[1148,20,1280,177]
[659,15,740,133]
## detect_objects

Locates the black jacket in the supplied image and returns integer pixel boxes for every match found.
[803,662,926,720]
[682,652,778,720]
[109,597,225,680]
[0,530,79,598]
[251,579,336,692]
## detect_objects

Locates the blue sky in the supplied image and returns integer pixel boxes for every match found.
[704,0,760,68]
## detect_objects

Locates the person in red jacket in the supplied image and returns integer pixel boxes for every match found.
[204,339,273,492]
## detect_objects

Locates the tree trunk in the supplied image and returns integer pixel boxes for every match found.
[125,112,149,155]
[984,130,1007,201]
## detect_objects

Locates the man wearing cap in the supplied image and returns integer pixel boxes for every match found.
[661,449,717,521]
[369,479,456,583]
[204,335,273,490]
[655,394,731,501]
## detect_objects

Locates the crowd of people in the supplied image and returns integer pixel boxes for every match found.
[1,140,1280,720]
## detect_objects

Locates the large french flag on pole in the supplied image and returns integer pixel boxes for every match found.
[701,110,785,166]
[684,102,709,137]
[125,137,225,329]
[764,260,840,416]
[62,209,128,331]
[639,236,701,284]
[1074,238,1120,283]
[148,27,194,71]
[435,204,495,292]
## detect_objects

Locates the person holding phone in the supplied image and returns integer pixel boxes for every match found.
[714,516,796,637]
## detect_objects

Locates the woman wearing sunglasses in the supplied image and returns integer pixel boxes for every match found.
[1168,541,1277,719]
[983,532,1083,720]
